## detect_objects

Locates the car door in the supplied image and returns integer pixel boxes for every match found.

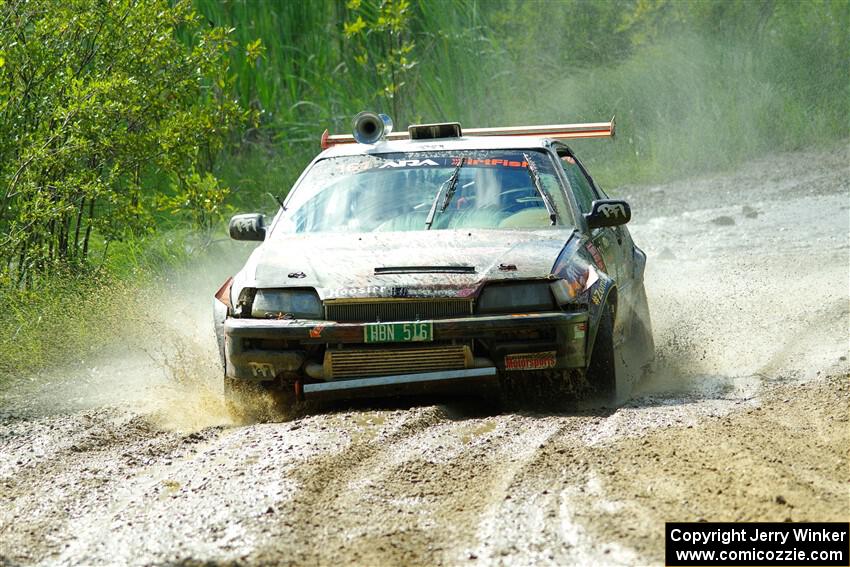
[577,153,639,295]
[555,147,623,283]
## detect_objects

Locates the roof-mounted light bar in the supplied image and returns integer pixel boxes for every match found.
[321,116,615,149]
[409,122,462,140]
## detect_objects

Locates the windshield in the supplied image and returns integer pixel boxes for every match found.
[271,150,572,235]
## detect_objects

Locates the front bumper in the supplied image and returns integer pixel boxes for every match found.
[224,311,588,394]
[302,367,499,402]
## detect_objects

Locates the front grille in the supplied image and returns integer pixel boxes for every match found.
[325,345,471,378]
[324,299,473,323]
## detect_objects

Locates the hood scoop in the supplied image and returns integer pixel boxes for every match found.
[374,265,477,275]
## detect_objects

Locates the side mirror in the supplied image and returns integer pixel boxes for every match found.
[229,213,266,241]
[585,199,631,229]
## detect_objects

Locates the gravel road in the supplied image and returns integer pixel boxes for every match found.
[1,146,848,566]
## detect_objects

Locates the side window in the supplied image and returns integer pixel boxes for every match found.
[558,152,596,214]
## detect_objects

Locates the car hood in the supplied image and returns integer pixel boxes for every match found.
[240,229,575,300]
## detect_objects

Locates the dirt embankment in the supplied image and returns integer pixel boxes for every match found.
[0,145,848,566]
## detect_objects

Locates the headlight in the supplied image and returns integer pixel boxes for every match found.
[550,265,598,305]
[476,282,555,314]
[252,288,323,319]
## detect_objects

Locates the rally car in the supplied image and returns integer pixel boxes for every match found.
[213,112,654,409]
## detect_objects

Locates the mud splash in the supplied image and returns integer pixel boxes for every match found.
[626,145,849,399]
[0,251,246,431]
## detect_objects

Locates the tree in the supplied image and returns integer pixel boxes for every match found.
[0,0,253,285]
[343,0,417,122]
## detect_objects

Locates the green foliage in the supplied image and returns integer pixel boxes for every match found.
[193,0,494,134]
[342,0,420,117]
[0,0,255,285]
[343,0,417,118]
[158,170,231,232]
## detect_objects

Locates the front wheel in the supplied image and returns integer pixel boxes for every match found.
[587,302,621,403]
[224,377,296,421]
[497,369,588,409]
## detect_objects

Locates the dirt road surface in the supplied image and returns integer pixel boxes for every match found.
[1,146,848,566]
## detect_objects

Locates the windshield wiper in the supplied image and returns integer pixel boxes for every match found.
[523,152,557,226]
[440,157,467,213]
[425,157,466,230]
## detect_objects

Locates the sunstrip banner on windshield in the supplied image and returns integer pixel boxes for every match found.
[343,155,532,173]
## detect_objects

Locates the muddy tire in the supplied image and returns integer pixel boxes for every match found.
[588,302,618,402]
[616,286,655,395]
[498,369,587,409]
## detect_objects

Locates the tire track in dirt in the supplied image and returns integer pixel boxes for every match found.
[0,409,199,564]
[217,406,570,565]
[555,374,849,563]
[288,413,571,566]
[29,406,446,565]
[466,414,635,566]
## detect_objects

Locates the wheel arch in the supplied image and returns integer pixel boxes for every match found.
[585,280,618,364]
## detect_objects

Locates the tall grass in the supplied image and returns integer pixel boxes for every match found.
[194,0,505,210]
[515,32,850,189]
[524,32,849,188]
[199,0,847,198]
[194,0,498,129]
[476,1,848,188]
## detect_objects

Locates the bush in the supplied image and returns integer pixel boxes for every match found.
[0,0,253,285]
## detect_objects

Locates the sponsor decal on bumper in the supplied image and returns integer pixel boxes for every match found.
[504,351,557,371]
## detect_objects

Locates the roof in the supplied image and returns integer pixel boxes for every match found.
[316,135,558,159]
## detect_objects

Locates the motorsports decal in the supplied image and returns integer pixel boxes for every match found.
[504,351,557,371]
[591,277,613,305]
